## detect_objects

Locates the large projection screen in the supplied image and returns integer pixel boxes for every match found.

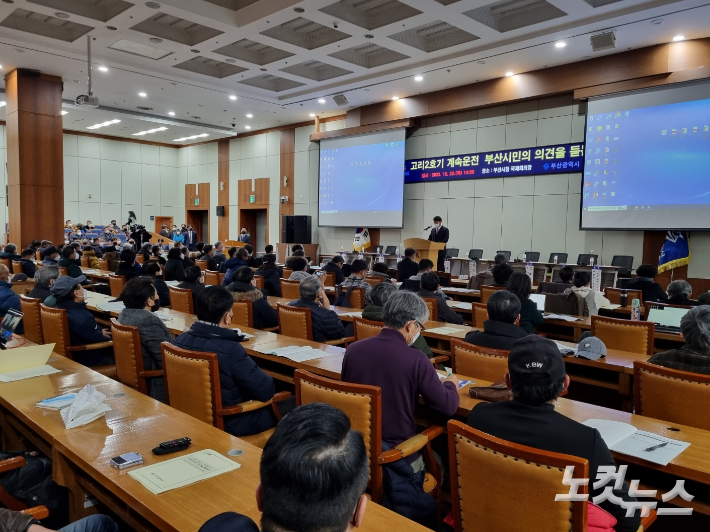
[581,80,710,230]
[318,130,406,228]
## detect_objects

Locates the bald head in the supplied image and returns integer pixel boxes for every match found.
[0,265,10,281]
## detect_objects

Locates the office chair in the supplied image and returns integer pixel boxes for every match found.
[523,251,540,262]
[446,248,459,258]
[611,255,634,277]
[468,249,483,260]
[548,253,568,264]
[496,251,511,261]
[576,254,598,266]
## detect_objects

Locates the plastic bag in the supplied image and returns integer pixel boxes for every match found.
[60,384,112,429]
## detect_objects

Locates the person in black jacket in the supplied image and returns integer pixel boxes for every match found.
[201,245,219,271]
[428,215,449,271]
[228,267,278,330]
[396,247,419,282]
[114,249,139,283]
[417,271,463,325]
[178,266,206,308]
[627,264,668,303]
[0,244,20,261]
[464,290,529,350]
[222,247,250,285]
[467,335,640,532]
[666,279,698,306]
[164,247,186,282]
[151,245,167,266]
[288,276,346,342]
[172,286,278,437]
[255,253,282,297]
[142,261,170,307]
[321,255,346,285]
[19,248,36,278]
[507,272,543,334]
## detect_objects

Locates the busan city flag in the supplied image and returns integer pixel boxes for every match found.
[658,231,690,274]
[353,228,371,252]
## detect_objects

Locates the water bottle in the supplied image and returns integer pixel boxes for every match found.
[590,256,595,266]
[523,253,527,262]
[396,248,402,263]
[553,255,558,265]
[631,298,641,321]
[620,291,628,307]
[358,251,364,260]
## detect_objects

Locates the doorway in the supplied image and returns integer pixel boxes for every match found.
[239,208,267,254]
[186,210,208,243]
[154,216,173,235]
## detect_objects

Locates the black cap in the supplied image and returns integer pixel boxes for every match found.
[508,335,565,385]
[42,246,58,258]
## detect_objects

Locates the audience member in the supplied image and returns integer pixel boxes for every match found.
[172,286,278,437]
[341,259,372,302]
[288,257,311,282]
[223,247,250,285]
[164,247,186,282]
[103,245,119,271]
[397,247,419,282]
[142,261,170,307]
[369,261,395,283]
[42,246,60,265]
[256,254,282,297]
[114,249,139,282]
[195,242,205,257]
[1,510,118,532]
[417,271,463,324]
[177,265,206,307]
[558,265,575,284]
[466,335,640,532]
[0,265,22,334]
[201,244,218,271]
[117,277,171,401]
[627,264,668,303]
[181,246,195,269]
[29,240,41,251]
[666,280,697,306]
[19,248,37,278]
[148,246,166,268]
[243,245,255,267]
[159,224,170,238]
[285,249,307,269]
[51,275,113,366]
[648,305,710,374]
[136,242,152,264]
[288,276,346,342]
[214,241,227,263]
[321,255,345,285]
[264,244,274,255]
[228,267,278,330]
[28,265,59,302]
[59,246,90,283]
[491,262,513,287]
[404,259,448,299]
[0,244,20,261]
[565,271,610,316]
[468,253,507,290]
[82,245,100,269]
[39,240,52,254]
[507,272,543,334]
[464,290,528,350]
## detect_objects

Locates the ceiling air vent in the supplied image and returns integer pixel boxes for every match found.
[590,30,616,52]
[333,94,349,106]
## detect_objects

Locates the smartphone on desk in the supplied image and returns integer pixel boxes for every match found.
[110,452,143,470]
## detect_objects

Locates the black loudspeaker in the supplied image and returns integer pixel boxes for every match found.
[216,206,225,216]
[282,215,294,243]
[294,215,312,244]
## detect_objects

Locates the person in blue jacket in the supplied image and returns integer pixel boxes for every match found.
[0,265,23,334]
[172,285,279,437]
[222,247,250,285]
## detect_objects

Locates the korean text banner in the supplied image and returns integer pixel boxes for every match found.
[404,143,584,184]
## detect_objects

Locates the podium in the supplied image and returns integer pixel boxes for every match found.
[404,238,445,264]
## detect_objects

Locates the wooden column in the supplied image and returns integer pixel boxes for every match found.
[279,130,295,239]
[5,69,64,248]
[217,140,229,241]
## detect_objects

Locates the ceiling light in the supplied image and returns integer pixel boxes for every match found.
[98,66,108,72]
[229,95,237,101]
[555,41,566,48]
[132,127,168,136]
[318,98,326,104]
[0,64,3,69]
[673,35,685,42]
[246,114,253,118]
[245,126,251,130]
[87,119,121,130]
[61,110,68,115]
[0,102,6,107]
[392,96,399,101]
[414,75,423,82]
[505,71,515,77]
[168,111,175,116]
[309,113,315,117]
[138,92,147,97]
[173,133,209,142]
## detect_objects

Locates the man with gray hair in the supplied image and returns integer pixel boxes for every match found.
[343,290,459,475]
[287,275,346,342]
[28,265,60,303]
[648,306,710,374]
[666,279,697,306]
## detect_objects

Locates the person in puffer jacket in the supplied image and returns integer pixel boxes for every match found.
[255,253,282,297]
[287,276,346,342]
[228,267,278,330]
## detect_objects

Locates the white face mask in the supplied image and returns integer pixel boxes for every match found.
[408,331,420,346]
[82,289,88,301]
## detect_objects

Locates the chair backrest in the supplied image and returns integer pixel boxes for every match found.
[523,251,540,263]
[39,304,71,357]
[446,248,459,258]
[419,297,438,322]
[548,253,568,264]
[161,343,222,428]
[108,274,126,297]
[0,258,10,269]
[195,260,209,271]
[448,420,588,532]
[544,292,587,317]
[480,285,506,304]
[576,253,598,266]
[346,286,366,309]
[58,267,69,277]
[277,304,312,341]
[450,339,509,382]
[169,286,194,314]
[232,299,254,328]
[611,255,634,276]
[19,296,43,344]
[280,279,301,300]
[36,250,42,261]
[324,271,336,287]
[634,361,710,431]
[604,288,642,305]
[99,259,109,271]
[253,275,264,290]
[437,272,451,287]
[591,315,654,356]
[110,318,147,394]
[364,276,382,288]
[294,369,384,501]
[11,261,22,275]
[353,316,383,341]
[468,249,483,260]
[495,251,511,261]
[536,281,569,295]
[135,254,145,265]
[471,302,488,328]
[204,270,219,286]
[282,267,293,279]
[80,256,89,268]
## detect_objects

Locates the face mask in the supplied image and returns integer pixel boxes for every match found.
[82,289,88,301]
[408,331,420,347]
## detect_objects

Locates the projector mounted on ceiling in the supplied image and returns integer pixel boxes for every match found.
[75,36,100,109]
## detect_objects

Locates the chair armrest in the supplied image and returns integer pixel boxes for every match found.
[218,399,273,416]
[138,370,163,378]
[639,509,656,531]
[67,341,113,351]
[263,326,279,332]
[323,338,347,346]
[0,456,26,473]
[21,506,49,520]
[378,425,445,464]
[431,355,449,365]
[270,391,293,421]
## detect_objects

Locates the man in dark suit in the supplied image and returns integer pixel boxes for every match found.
[427,215,449,271]
[397,247,419,281]
[184,225,198,251]
[467,335,641,532]
[159,225,170,238]
[238,228,251,245]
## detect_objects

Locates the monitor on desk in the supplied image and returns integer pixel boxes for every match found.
[385,246,397,255]
[647,306,689,329]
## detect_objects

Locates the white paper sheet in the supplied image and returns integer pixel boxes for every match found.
[97,301,126,312]
[256,345,333,362]
[448,302,472,310]
[165,280,180,286]
[426,326,463,335]
[544,313,581,322]
[583,419,638,447]
[0,365,61,382]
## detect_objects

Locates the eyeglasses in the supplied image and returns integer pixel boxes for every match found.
[411,320,425,331]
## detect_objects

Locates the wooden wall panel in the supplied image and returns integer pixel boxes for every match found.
[279,130,295,238]
[218,140,229,241]
[237,178,270,207]
[186,183,210,210]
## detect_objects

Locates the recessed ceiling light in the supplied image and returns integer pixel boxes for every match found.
[555,41,566,48]
[246,113,253,118]
[505,71,515,77]
[293,7,305,13]
[318,98,326,104]
[414,75,423,82]
[168,111,175,116]
[173,133,209,142]
[98,66,108,72]
[107,26,117,30]
[229,95,237,101]
[651,19,663,25]
[309,113,315,117]
[61,110,68,115]
[149,37,163,44]
[245,126,251,130]
[145,2,161,8]
[87,119,121,130]
[55,12,69,19]
[364,34,374,39]
[392,96,399,101]
[673,35,685,42]
[132,127,168,136]
[138,92,147,97]
[0,102,6,107]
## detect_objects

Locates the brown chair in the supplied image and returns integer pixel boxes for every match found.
[280,279,301,300]
[592,315,654,357]
[169,286,194,314]
[35,250,42,261]
[40,305,115,377]
[450,339,509,382]
[11,261,22,275]
[343,286,366,309]
[161,342,291,448]
[323,271,336,287]
[471,302,488,328]
[135,254,145,265]
[219,272,225,285]
[19,295,43,344]
[80,256,90,268]
[295,369,442,504]
[276,304,349,346]
[0,258,10,269]
[604,288,642,305]
[254,275,264,290]
[364,276,383,288]
[480,285,506,304]
[634,361,710,431]
[232,299,253,328]
[0,457,44,510]
[110,318,162,396]
[282,267,293,279]
[353,316,383,341]
[204,270,220,286]
[195,259,209,272]
[99,259,109,271]
[421,297,438,322]
[108,274,126,297]
[58,267,69,277]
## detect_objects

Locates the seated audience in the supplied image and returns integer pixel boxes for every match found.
[627,264,668,303]
[564,271,611,316]
[321,255,346,285]
[558,264,575,284]
[397,247,419,282]
[288,276,346,342]
[341,259,372,302]
[491,262,513,287]
[28,265,59,302]
[417,271,463,325]
[648,305,710,374]
[464,290,528,350]
[467,335,640,532]
[103,245,119,271]
[142,261,170,307]
[214,241,227,263]
[137,242,152,264]
[288,257,311,282]
[666,279,697,306]
[256,254,282,297]
[172,286,277,437]
[404,259,449,299]
[243,244,256,267]
[0,265,23,334]
[177,265,206,307]
[151,245,167,266]
[19,248,37,278]
[0,244,20,261]
[468,253,507,290]
[42,246,60,265]
[91,238,104,258]
[222,247,250,285]
[369,261,395,283]
[82,245,100,269]
[164,247,186,282]
[199,403,369,532]
[39,240,52,254]
[59,246,90,283]
[343,291,459,475]
[363,282,433,358]
[114,249,139,282]
[2,510,118,532]
[51,275,113,366]
[285,249,307,269]
[228,267,278,330]
[507,272,543,334]
[181,246,195,269]
[201,244,219,271]
[117,277,172,401]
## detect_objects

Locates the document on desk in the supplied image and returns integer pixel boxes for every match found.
[97,301,126,312]
[256,345,332,362]
[342,311,363,318]
[448,301,472,310]
[544,314,581,322]
[583,419,690,466]
[128,449,240,495]
[426,326,464,336]
[165,280,180,287]
[599,304,622,310]
[437,373,474,389]
[0,344,61,382]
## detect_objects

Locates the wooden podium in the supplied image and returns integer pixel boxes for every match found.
[404,238,445,264]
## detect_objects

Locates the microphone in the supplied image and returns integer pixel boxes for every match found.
[424,225,432,231]
[515,249,527,263]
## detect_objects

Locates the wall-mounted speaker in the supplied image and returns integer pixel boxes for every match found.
[216,206,225,216]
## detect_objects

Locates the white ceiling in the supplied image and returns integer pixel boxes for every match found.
[0,0,706,143]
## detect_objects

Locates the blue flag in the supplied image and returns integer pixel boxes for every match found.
[658,231,690,273]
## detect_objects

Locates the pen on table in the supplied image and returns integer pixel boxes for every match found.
[644,442,668,452]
